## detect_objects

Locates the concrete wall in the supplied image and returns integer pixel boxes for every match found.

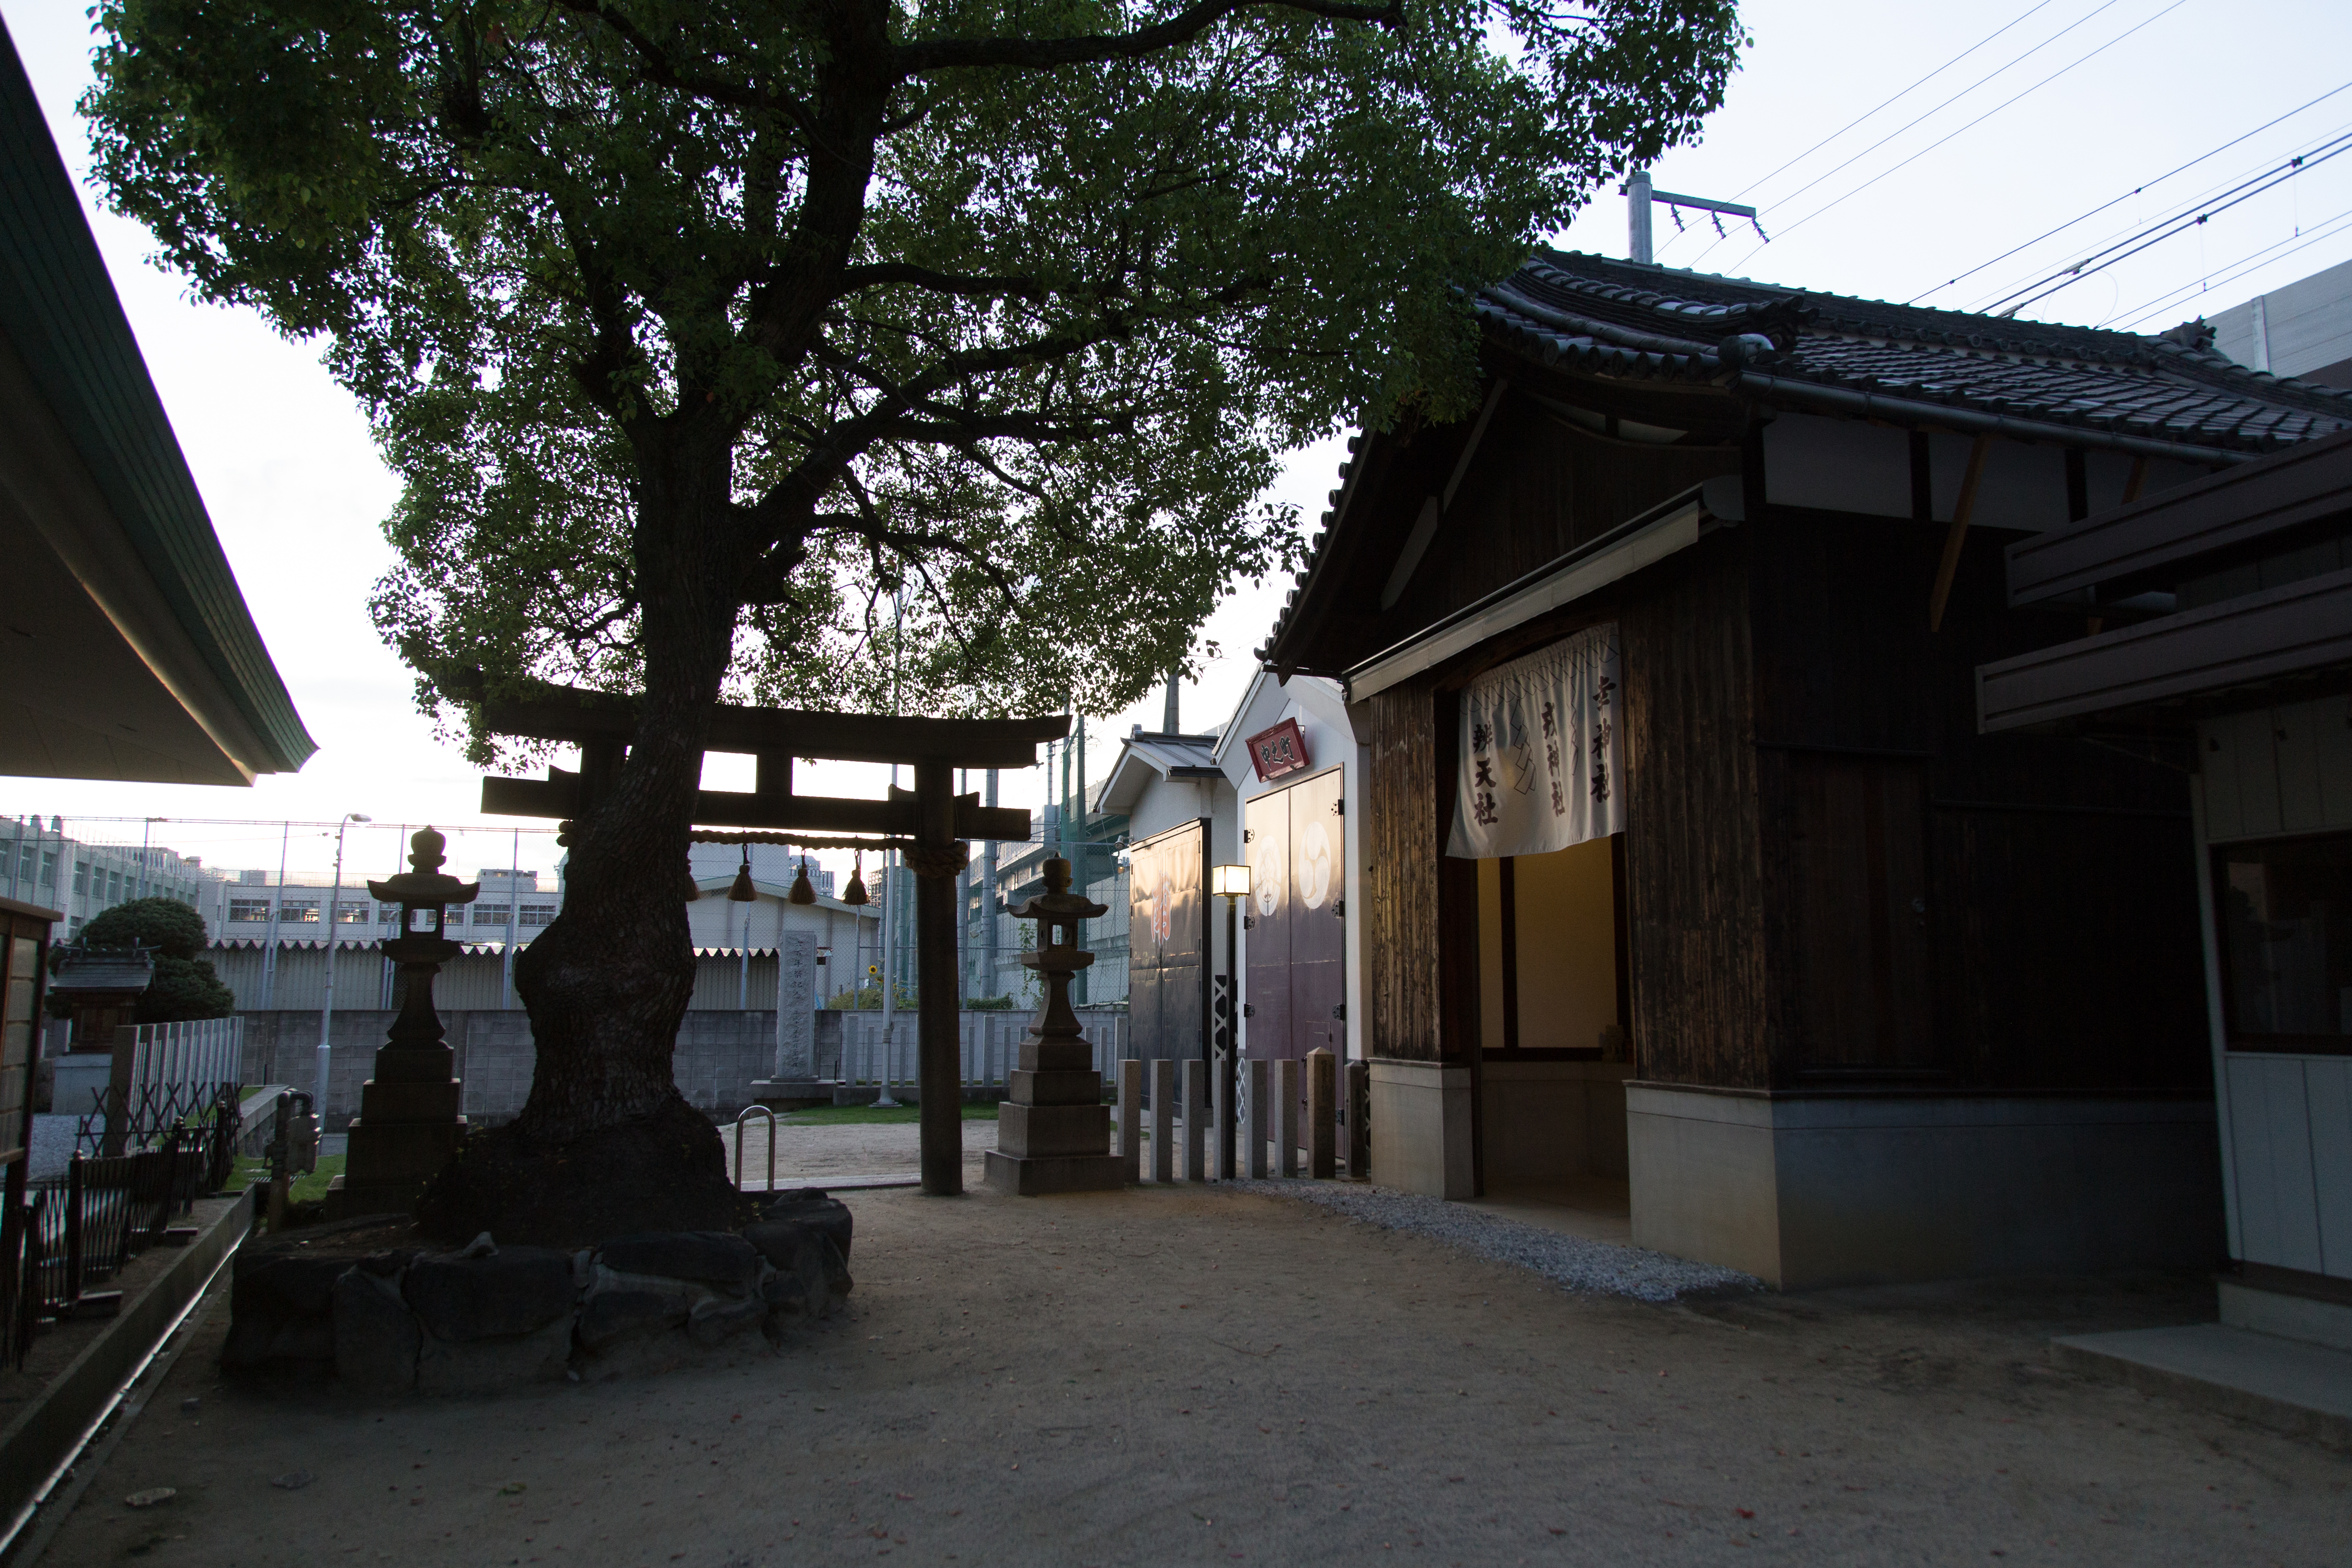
[243,1001,1129,1129]
[1625,1084,2226,1289]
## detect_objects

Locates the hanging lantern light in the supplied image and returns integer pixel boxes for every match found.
[842,849,870,906]
[682,863,701,902]
[788,855,817,906]
[728,843,757,902]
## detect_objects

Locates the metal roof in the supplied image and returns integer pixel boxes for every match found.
[0,19,313,781]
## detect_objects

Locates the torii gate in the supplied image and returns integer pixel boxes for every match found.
[476,687,1068,1196]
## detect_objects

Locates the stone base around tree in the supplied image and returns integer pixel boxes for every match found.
[222,1192,856,1395]
[982,1149,1125,1196]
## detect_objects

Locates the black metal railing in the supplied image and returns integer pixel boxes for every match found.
[3,1081,249,1368]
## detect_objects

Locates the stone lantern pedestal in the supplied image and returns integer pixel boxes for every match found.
[984,857,1125,1195]
[328,827,478,1219]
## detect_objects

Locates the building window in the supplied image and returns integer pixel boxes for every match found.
[229,899,270,923]
[41,850,57,888]
[280,901,319,923]
[2213,831,2352,1055]
[520,903,558,928]
[73,861,88,896]
[335,902,372,923]
[107,869,122,902]
[472,903,512,928]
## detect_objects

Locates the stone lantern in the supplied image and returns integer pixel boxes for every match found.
[983,856,1124,1194]
[328,826,479,1218]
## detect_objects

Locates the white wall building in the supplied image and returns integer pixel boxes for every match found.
[2209,254,2352,387]
[2,814,230,938]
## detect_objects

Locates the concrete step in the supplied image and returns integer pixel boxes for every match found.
[2051,1322,2352,1451]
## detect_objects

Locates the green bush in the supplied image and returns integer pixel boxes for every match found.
[82,896,206,958]
[78,896,234,1021]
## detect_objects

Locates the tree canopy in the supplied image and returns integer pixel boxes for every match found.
[81,896,207,959]
[85,0,1744,746]
[77,897,236,1022]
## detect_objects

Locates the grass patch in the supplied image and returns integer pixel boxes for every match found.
[776,1103,1000,1126]
[227,1151,345,1203]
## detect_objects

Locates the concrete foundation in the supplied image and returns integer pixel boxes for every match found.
[1625,1083,2226,1289]
[1368,1059,1473,1200]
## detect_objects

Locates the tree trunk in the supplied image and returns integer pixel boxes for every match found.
[416,440,754,1244]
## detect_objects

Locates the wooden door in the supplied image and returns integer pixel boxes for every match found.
[1244,791,1292,1065]
[1788,756,1935,1070]
[1127,820,1207,1066]
[1289,770,1347,1101]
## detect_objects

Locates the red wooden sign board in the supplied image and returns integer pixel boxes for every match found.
[1244,718,1310,782]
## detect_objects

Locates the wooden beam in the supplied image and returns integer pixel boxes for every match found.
[1928,434,1994,632]
[478,691,1068,768]
[479,774,1032,840]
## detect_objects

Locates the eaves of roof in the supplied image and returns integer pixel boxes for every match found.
[1260,248,2352,673]
[0,23,313,777]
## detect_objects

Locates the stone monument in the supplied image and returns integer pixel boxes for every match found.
[984,856,1125,1195]
[328,827,477,1218]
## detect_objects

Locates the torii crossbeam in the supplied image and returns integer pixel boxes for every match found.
[478,687,1069,1196]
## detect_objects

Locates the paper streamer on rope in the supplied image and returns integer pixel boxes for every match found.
[1446,624,1623,859]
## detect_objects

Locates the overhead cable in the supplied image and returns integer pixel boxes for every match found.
[1991,135,2352,317]
[1906,80,2352,306]
[1676,0,2131,269]
[1717,0,2192,274]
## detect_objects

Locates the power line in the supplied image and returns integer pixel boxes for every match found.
[2106,202,2352,331]
[1671,0,2063,220]
[1717,0,2192,275]
[1906,81,2352,306]
[1991,134,2352,317]
[1673,0,2132,269]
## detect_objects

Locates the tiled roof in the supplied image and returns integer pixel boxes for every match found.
[1259,249,2352,664]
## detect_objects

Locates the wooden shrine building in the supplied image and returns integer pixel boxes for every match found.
[1260,248,2352,1287]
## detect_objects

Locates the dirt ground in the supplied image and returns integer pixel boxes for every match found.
[32,1182,2350,1568]
[720,1120,948,1186]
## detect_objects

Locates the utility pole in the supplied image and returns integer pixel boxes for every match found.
[315,813,371,1115]
[261,820,290,1008]
[502,828,521,1006]
[983,768,999,1001]
[1623,168,1763,266]
[136,816,157,899]
[1162,670,1180,732]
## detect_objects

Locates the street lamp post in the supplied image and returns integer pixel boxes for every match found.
[315,813,373,1116]
[1210,862,1251,1181]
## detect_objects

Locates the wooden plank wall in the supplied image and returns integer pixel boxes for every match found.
[1619,537,1770,1088]
[1746,508,2207,1091]
[1381,400,1739,656]
[1364,677,1448,1062]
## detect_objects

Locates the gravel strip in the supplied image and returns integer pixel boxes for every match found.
[1232,1179,1758,1302]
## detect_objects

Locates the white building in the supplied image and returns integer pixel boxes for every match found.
[218,865,558,945]
[2209,254,2352,388]
[2,814,230,938]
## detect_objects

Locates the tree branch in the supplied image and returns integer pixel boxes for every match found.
[829,263,1048,302]
[896,0,1402,75]
[554,0,821,143]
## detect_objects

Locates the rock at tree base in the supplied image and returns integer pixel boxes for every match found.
[331,1270,420,1396]
[414,1094,753,1247]
[402,1246,575,1340]
[754,1192,854,1263]
[597,1232,758,1294]
[417,1315,574,1393]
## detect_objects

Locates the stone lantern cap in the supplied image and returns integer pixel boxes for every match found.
[367,826,481,909]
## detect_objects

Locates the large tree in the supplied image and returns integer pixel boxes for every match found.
[86,0,1740,1237]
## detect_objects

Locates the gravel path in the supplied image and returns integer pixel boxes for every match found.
[1232,1179,1758,1301]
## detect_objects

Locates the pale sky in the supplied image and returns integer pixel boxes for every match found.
[5,0,2349,885]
